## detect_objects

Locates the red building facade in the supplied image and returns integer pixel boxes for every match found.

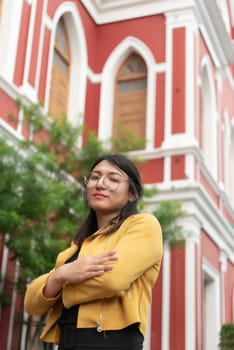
[0,1,234,349]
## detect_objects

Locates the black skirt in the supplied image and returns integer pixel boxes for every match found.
[58,323,144,350]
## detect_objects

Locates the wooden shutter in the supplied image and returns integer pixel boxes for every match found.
[113,53,147,145]
[49,17,70,122]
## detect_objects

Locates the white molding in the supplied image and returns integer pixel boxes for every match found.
[154,63,166,73]
[195,0,234,67]
[81,0,234,68]
[44,2,88,126]
[87,67,102,84]
[0,76,18,100]
[19,82,37,103]
[44,13,53,29]
[164,156,171,183]
[0,118,23,141]
[81,0,195,24]
[149,182,234,263]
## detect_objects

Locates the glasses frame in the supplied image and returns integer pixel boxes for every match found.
[83,175,129,192]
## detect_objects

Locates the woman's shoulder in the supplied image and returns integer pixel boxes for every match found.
[125,212,161,228]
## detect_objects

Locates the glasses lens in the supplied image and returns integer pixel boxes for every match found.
[84,174,120,191]
[103,177,118,191]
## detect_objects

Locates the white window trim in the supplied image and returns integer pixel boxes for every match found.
[44,2,88,126]
[202,259,221,350]
[200,56,218,180]
[98,36,157,150]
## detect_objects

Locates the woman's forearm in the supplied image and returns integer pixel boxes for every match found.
[43,266,66,298]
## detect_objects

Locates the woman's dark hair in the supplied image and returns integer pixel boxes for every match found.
[74,153,143,246]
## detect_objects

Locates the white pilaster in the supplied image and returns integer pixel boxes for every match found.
[161,242,171,350]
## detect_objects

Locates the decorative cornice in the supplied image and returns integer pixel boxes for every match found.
[81,0,234,67]
[195,0,234,67]
[81,0,194,24]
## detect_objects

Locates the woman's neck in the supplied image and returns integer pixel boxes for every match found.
[96,213,119,229]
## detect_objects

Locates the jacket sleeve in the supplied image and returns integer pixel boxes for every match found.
[62,213,163,308]
[24,242,78,316]
[24,271,62,316]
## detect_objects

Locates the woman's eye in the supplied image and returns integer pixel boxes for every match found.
[109,178,120,183]
[90,175,100,181]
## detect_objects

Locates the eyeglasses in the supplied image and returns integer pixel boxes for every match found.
[83,174,129,192]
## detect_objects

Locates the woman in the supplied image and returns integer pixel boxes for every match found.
[24,153,163,350]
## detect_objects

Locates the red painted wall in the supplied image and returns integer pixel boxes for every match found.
[201,230,219,270]
[14,1,31,86]
[170,246,186,350]
[172,28,185,134]
[0,90,19,129]
[38,27,51,103]
[85,15,165,73]
[138,159,164,184]
[155,73,165,148]
[171,155,185,180]
[28,0,44,87]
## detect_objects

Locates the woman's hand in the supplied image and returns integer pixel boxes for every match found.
[43,250,118,298]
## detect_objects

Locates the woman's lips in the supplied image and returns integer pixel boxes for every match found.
[93,193,107,199]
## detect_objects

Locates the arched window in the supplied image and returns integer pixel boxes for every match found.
[224,118,234,207]
[49,17,70,122]
[200,65,217,178]
[113,53,147,149]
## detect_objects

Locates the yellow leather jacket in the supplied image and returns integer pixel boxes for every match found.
[24,213,163,344]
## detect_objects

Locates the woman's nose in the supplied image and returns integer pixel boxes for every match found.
[96,176,106,188]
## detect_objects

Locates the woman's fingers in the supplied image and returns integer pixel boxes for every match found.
[64,251,118,284]
[94,250,118,263]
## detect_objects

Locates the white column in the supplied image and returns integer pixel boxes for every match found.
[219,249,227,323]
[184,215,201,350]
[161,242,171,350]
[0,0,24,81]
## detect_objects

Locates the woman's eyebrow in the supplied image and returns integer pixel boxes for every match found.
[92,170,123,177]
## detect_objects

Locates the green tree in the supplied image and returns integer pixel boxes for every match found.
[219,323,234,349]
[0,101,107,287]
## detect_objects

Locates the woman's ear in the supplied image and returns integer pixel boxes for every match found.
[128,191,137,202]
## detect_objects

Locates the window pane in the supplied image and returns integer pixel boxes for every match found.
[54,51,68,74]
[122,56,146,76]
[55,19,69,58]
[118,78,146,93]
